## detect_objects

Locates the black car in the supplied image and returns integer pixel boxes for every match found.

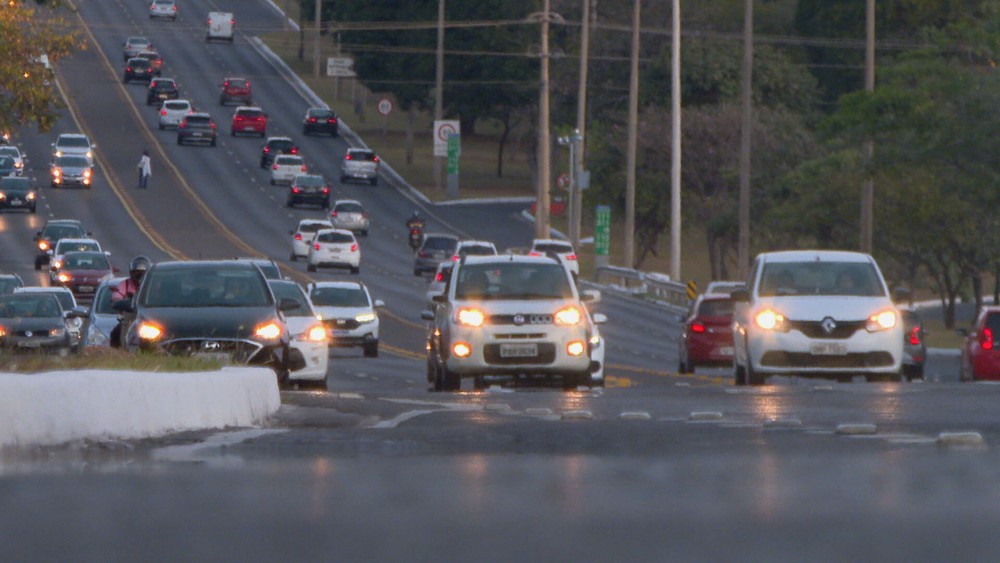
[0,176,37,213]
[123,57,154,83]
[0,155,16,178]
[230,258,282,280]
[177,113,217,146]
[146,78,179,105]
[0,273,24,295]
[0,292,82,355]
[34,219,90,270]
[302,107,339,136]
[119,260,301,378]
[286,174,330,209]
[259,136,298,168]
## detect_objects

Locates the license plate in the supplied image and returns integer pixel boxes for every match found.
[77,285,94,293]
[811,342,847,355]
[191,132,203,137]
[193,352,231,363]
[244,126,255,131]
[11,198,22,205]
[718,346,734,356]
[500,343,537,358]
[159,93,168,99]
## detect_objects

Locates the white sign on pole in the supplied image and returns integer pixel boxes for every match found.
[377,98,393,116]
[326,57,355,77]
[433,120,460,157]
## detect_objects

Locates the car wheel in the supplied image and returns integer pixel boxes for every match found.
[158,123,164,130]
[303,127,310,136]
[746,362,765,385]
[230,130,236,137]
[733,363,747,386]
[364,343,378,358]
[219,97,226,106]
[370,177,378,186]
[350,266,360,275]
[34,256,42,270]
[260,159,266,169]
[30,205,36,214]
[307,263,317,272]
[440,364,460,392]
[177,137,183,145]
[290,252,297,262]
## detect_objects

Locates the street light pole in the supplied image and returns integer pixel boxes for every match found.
[312,0,322,78]
[670,0,681,281]
[535,0,552,239]
[572,0,592,250]
[860,0,875,253]
[738,0,753,279]
[624,0,640,268]
[434,0,445,193]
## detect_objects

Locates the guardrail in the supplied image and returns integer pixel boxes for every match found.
[593,266,690,313]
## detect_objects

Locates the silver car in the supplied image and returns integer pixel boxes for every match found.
[149,0,177,20]
[81,277,126,348]
[52,133,95,165]
[340,148,379,186]
[122,36,152,61]
[329,199,369,236]
[413,233,459,276]
[0,146,25,175]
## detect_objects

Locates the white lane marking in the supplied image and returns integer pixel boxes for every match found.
[835,423,878,435]
[562,410,594,420]
[371,409,438,429]
[152,428,288,463]
[620,411,651,420]
[937,432,985,446]
[688,411,723,421]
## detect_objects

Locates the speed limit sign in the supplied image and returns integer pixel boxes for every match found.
[377,98,393,116]
[557,173,571,190]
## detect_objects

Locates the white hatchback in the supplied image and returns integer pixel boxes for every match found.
[158,99,192,129]
[731,250,904,385]
[308,281,383,357]
[307,228,360,274]
[52,133,95,165]
[290,218,333,261]
[529,238,579,277]
[270,154,305,185]
[268,279,328,387]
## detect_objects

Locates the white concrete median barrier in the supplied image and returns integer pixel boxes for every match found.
[0,368,281,447]
[937,432,985,447]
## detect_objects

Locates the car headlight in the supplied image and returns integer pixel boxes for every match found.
[296,324,327,343]
[85,151,92,159]
[355,312,376,324]
[57,272,71,283]
[589,333,601,348]
[137,321,163,341]
[87,324,109,347]
[51,168,61,177]
[0,325,6,338]
[0,193,5,200]
[554,306,581,326]
[456,308,485,327]
[38,241,50,252]
[55,150,63,157]
[254,320,283,340]
[52,259,63,269]
[26,191,36,200]
[83,169,92,178]
[866,309,897,332]
[49,327,66,338]
[754,309,788,332]
[67,317,82,330]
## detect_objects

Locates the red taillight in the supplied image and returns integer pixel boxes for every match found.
[272,164,278,170]
[126,66,133,72]
[344,154,352,161]
[210,122,216,129]
[263,147,270,153]
[329,211,337,217]
[160,110,167,116]
[528,251,542,257]
[291,187,301,194]
[294,233,302,240]
[373,156,380,162]
[690,322,706,334]
[451,255,459,261]
[981,328,993,350]
[350,243,358,252]
[290,147,298,154]
[909,326,921,346]
[300,165,306,171]
[435,272,444,282]
[565,253,578,261]
[314,243,321,251]
[231,18,235,25]
[172,5,176,10]
[309,117,317,123]
[328,118,337,124]
[321,187,329,194]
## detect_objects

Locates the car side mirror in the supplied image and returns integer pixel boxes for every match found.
[278,298,299,312]
[432,294,447,303]
[581,289,601,303]
[69,306,89,318]
[373,299,385,308]
[731,289,750,302]
[420,310,435,321]
[592,312,608,324]
[112,299,134,313]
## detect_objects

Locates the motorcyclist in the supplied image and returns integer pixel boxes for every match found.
[406,211,425,231]
[110,255,151,348]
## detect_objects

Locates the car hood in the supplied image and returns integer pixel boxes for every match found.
[452,299,580,316]
[314,305,372,321]
[1,317,65,332]
[751,296,895,322]
[284,315,321,334]
[138,306,279,339]
[62,269,113,283]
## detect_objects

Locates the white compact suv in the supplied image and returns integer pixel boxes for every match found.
[307,228,360,274]
[290,218,333,261]
[422,254,603,391]
[308,281,383,357]
[731,250,904,385]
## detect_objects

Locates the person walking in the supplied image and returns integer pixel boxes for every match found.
[137,150,151,189]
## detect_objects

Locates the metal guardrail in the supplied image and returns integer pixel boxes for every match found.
[593,266,689,313]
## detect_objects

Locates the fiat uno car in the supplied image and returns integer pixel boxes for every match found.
[731,250,904,385]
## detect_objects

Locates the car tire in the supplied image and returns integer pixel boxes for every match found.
[364,343,378,358]
[733,363,747,386]
[219,97,226,106]
[34,256,42,270]
[286,199,294,208]
[322,201,330,210]
[230,130,235,137]
[746,362,765,386]
[350,266,360,275]
[210,138,217,147]
[290,252,297,262]
[158,123,164,130]
[370,177,378,186]
[440,364,460,391]
[307,264,317,272]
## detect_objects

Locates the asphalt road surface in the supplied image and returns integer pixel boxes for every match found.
[0,0,995,560]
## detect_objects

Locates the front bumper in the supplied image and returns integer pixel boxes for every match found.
[322,319,378,348]
[443,324,591,377]
[288,340,328,381]
[746,324,903,375]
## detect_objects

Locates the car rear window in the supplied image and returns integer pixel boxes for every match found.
[697,299,733,317]
[186,116,212,126]
[237,109,263,118]
[276,156,303,165]
[348,151,377,161]
[459,245,496,256]
[310,286,369,307]
[294,176,324,187]
[984,314,1000,336]
[269,140,294,150]
[317,232,354,244]
[299,222,330,233]
[227,79,248,88]
[423,237,457,252]
[533,242,573,254]
[309,109,335,119]
[164,101,189,110]
[335,202,364,213]
[153,80,175,88]
[130,59,151,67]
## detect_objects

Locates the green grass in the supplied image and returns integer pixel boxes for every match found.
[0,347,224,373]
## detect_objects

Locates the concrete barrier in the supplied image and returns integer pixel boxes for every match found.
[0,367,280,447]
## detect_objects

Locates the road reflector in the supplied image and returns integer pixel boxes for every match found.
[686,280,698,300]
[620,411,651,420]
[835,423,877,435]
[688,411,723,421]
[937,432,985,446]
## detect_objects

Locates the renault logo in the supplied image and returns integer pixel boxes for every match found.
[821,317,837,335]
[202,341,221,351]
[513,314,525,326]
[24,331,32,338]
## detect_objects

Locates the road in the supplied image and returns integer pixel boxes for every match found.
[0,0,995,560]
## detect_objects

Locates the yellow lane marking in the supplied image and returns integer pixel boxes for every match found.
[607,363,729,386]
[380,343,425,360]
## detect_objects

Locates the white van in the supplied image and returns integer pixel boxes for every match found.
[207,12,234,42]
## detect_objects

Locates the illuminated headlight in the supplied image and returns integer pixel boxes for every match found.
[57,272,71,283]
[554,306,581,325]
[296,324,327,343]
[567,340,586,356]
[53,259,63,269]
[26,191,36,200]
[67,317,82,330]
[137,321,163,341]
[589,333,601,348]
[254,320,283,340]
[38,240,49,250]
[85,151,92,159]
[754,309,787,332]
[55,150,63,157]
[452,341,472,357]
[456,308,485,327]
[355,312,376,324]
[14,162,22,169]
[0,325,6,337]
[49,327,66,338]
[866,310,897,332]
[0,193,5,200]
[83,169,92,178]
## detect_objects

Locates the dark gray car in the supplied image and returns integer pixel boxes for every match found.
[0,293,80,354]
[413,233,459,276]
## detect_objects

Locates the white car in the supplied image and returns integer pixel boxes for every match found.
[49,237,103,282]
[290,218,334,261]
[268,279,328,387]
[422,254,601,391]
[731,250,904,385]
[340,148,379,186]
[0,146,25,175]
[13,286,85,349]
[207,11,234,42]
[308,281,383,357]
[425,261,454,308]
[149,0,177,20]
[307,228,360,274]
[529,238,579,277]
[452,240,498,261]
[52,133,96,165]
[270,154,305,185]
[158,99,193,129]
[329,199,369,236]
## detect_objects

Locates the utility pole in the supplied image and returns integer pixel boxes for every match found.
[312,0,322,78]
[572,0,593,250]
[738,0,753,279]
[860,0,875,253]
[535,0,552,239]
[670,0,681,281]
[624,0,640,268]
[434,0,445,193]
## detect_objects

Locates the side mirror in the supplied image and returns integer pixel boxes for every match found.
[581,289,601,303]
[731,289,750,302]
[420,310,435,321]
[591,312,608,325]
[278,298,299,312]
[373,299,385,308]
[68,306,89,318]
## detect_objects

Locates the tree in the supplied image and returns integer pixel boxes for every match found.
[0,2,78,134]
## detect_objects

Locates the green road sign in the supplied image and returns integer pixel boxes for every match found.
[447,134,459,175]
[595,205,611,257]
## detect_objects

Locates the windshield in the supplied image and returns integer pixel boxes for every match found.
[57,241,99,254]
[0,278,21,294]
[43,225,86,240]
[141,267,271,308]
[268,282,312,317]
[164,101,189,111]
[294,176,324,187]
[0,147,19,157]
[63,253,110,270]
[1,178,32,190]
[0,294,62,319]
[316,231,353,244]
[59,137,90,148]
[0,157,13,168]
[55,156,89,168]
[299,222,330,234]
[310,286,369,307]
[758,261,886,297]
[423,237,457,252]
[455,263,572,300]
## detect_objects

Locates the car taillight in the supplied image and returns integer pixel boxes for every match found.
[350,243,358,252]
[328,118,337,124]
[344,154,352,160]
[290,147,298,154]
[909,326,921,346]
[565,253,577,261]
[690,322,706,333]
[294,233,302,240]
[126,66,132,72]
[292,187,301,194]
[309,117,317,123]
[321,188,329,194]
[982,328,994,350]
[263,147,270,153]
[210,122,216,129]
[314,243,321,251]
[329,211,337,217]
[172,5,176,10]
[528,251,542,257]
[451,255,459,261]
[160,110,167,116]
[273,164,278,170]
[373,156,380,162]
[435,272,444,282]
[300,165,306,171]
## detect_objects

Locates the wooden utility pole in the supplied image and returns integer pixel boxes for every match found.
[434,0,445,193]
[738,0,753,278]
[670,0,681,281]
[312,0,321,78]
[572,0,592,249]
[624,0,640,268]
[535,0,552,239]
[860,0,875,253]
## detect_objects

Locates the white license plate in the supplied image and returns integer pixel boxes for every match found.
[811,342,847,356]
[159,94,168,99]
[500,343,537,358]
[77,285,94,293]
[191,132,203,137]
[11,198,22,205]
[718,346,734,356]
[244,126,255,131]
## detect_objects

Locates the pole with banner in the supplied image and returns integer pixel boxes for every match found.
[434,120,460,197]
[594,205,611,275]
[446,133,460,196]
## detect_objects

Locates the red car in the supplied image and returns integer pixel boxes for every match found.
[960,306,1000,381]
[52,251,116,303]
[231,106,267,137]
[678,294,735,373]
[219,77,252,105]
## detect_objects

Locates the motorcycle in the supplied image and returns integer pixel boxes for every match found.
[408,226,424,251]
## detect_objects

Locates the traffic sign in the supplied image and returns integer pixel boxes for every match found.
[377,98,393,116]
[686,281,698,300]
[433,120,460,157]
[595,205,611,257]
[326,57,355,77]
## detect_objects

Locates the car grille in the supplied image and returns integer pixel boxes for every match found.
[484,343,556,365]
[495,333,546,340]
[161,338,264,364]
[760,351,895,369]
[490,314,553,326]
[323,318,360,331]
[786,320,866,340]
